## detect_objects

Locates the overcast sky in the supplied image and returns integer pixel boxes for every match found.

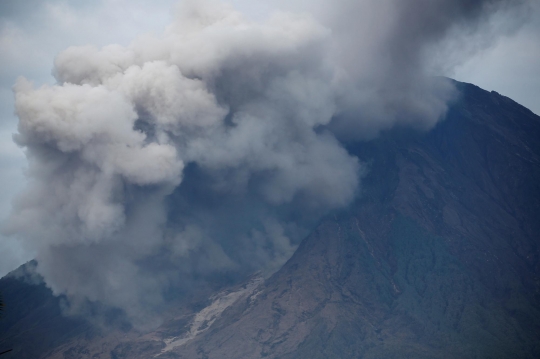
[0,0,539,278]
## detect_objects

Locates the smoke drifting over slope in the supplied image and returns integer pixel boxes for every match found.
[5,0,526,326]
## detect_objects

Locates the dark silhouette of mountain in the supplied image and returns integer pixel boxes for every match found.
[1,80,540,358]
[0,263,90,358]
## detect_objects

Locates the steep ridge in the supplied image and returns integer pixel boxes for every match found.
[169,82,540,358]
[1,80,540,358]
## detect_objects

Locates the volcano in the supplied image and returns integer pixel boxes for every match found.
[1,80,540,358]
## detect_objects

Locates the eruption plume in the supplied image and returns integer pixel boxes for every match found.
[4,0,526,327]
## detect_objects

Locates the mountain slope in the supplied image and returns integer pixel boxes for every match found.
[0,264,91,358]
[1,80,540,358]
[168,82,540,358]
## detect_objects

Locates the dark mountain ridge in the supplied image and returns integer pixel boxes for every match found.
[1,80,540,358]
[170,81,540,358]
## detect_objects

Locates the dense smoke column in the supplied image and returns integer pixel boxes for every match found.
[4,0,528,327]
[6,2,360,326]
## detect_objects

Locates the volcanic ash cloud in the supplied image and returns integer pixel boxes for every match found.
[5,0,523,326]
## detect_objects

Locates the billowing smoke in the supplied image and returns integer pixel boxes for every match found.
[4,0,525,327]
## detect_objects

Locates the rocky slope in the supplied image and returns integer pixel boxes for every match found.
[168,81,540,358]
[1,80,540,358]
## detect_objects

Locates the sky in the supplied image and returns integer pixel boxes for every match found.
[0,0,539,325]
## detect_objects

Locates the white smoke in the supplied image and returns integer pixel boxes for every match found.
[4,0,526,327]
